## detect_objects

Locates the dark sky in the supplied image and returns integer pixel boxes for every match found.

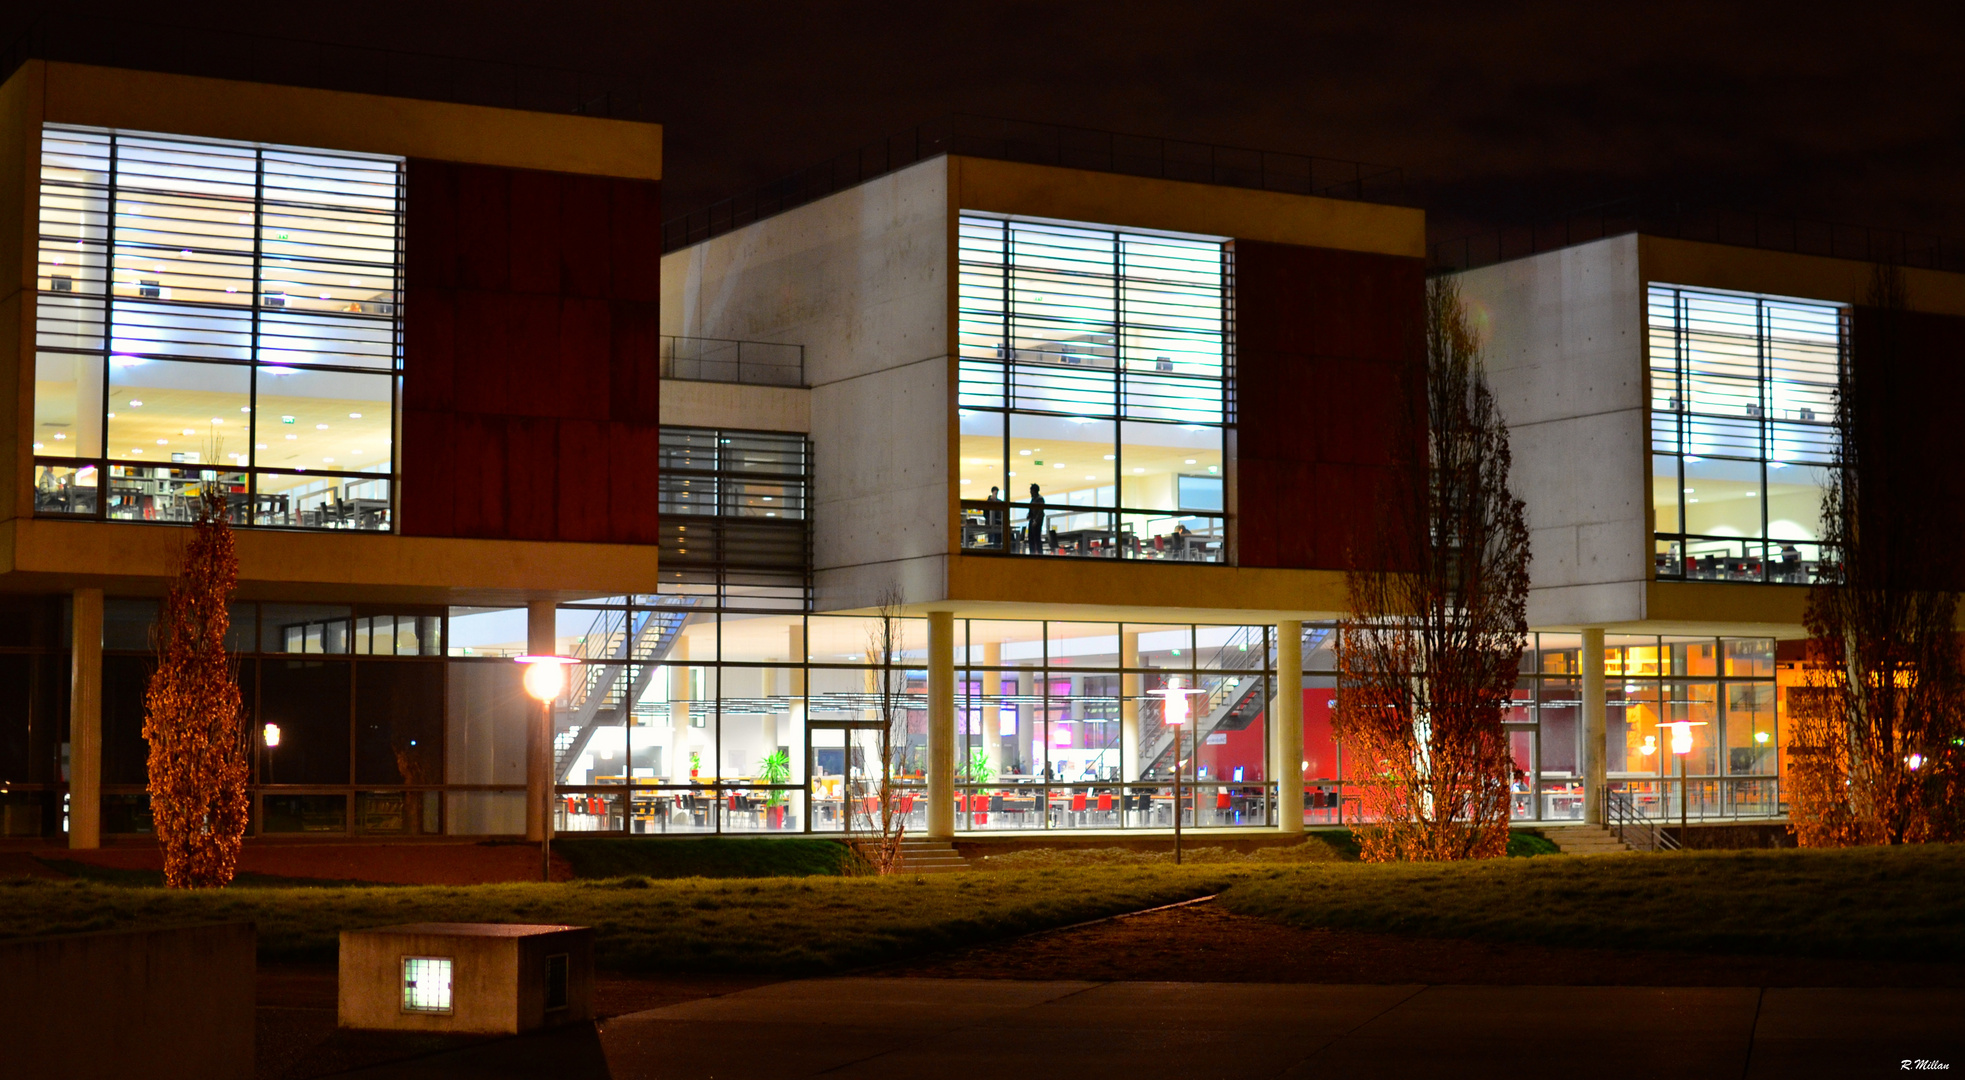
[9,1,1963,245]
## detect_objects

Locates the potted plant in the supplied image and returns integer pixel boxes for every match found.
[963,748,994,823]
[758,748,792,829]
[689,750,701,781]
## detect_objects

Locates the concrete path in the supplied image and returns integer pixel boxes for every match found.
[325,979,1965,1078]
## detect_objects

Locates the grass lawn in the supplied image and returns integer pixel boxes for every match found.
[6,845,1961,974]
[0,866,1236,974]
[1219,843,1965,963]
[550,837,858,879]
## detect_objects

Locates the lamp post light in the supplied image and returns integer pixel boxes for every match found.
[1152,680,1209,866]
[516,654,576,883]
[262,723,281,784]
[1666,720,1707,833]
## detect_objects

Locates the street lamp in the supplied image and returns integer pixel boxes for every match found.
[1152,679,1209,866]
[516,654,576,882]
[1665,720,1707,832]
[262,723,281,784]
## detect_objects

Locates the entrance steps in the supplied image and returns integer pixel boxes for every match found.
[891,838,970,873]
[1548,824,1635,854]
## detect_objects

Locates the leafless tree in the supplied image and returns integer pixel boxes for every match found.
[1791,263,1965,846]
[849,591,909,873]
[1336,277,1532,861]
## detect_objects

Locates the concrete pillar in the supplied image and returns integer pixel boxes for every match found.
[1581,627,1607,825]
[68,588,103,849]
[668,635,692,781]
[980,641,1002,780]
[1015,668,1036,774]
[786,625,806,780]
[1275,620,1304,835]
[524,600,556,843]
[1120,630,1140,782]
[926,611,955,839]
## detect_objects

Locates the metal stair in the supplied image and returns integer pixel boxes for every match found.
[552,600,700,782]
[1138,625,1330,776]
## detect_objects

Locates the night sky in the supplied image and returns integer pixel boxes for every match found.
[7,2,1963,246]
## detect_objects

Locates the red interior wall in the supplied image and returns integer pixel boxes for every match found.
[399,159,662,543]
[1233,241,1425,569]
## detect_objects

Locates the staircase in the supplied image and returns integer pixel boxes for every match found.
[893,839,970,874]
[1547,824,1634,854]
[1138,625,1330,776]
[552,600,700,782]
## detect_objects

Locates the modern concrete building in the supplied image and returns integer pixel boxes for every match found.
[1454,233,1965,826]
[4,55,1962,853]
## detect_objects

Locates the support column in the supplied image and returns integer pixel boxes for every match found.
[525,600,555,843]
[68,588,103,849]
[786,625,806,781]
[980,642,1002,781]
[1275,620,1304,835]
[926,611,955,840]
[1581,627,1607,825]
[668,636,692,781]
[1120,631,1140,783]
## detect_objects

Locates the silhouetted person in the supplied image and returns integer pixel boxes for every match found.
[985,485,1004,546]
[1026,483,1046,554]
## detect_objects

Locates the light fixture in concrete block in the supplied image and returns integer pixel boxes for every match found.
[338,923,593,1034]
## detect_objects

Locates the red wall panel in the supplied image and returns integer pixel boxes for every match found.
[400,159,661,544]
[1234,241,1424,570]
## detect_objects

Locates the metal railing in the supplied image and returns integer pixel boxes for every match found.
[1431,198,1965,274]
[659,336,805,387]
[1605,787,1681,852]
[2,12,646,120]
[952,781,1277,831]
[664,113,1406,252]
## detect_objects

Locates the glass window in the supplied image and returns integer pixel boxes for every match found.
[1649,284,1842,584]
[259,659,352,785]
[33,124,402,531]
[957,213,1229,562]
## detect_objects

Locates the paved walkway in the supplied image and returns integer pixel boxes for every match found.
[327,978,1965,1078]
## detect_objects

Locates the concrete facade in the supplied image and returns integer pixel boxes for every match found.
[661,158,952,612]
[1454,233,1965,637]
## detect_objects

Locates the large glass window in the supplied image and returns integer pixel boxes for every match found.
[33,125,402,531]
[957,214,1229,562]
[658,427,812,610]
[1649,284,1842,583]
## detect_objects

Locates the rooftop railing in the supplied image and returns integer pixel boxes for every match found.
[1431,198,1965,274]
[1,12,647,120]
[660,336,805,387]
[663,113,1407,252]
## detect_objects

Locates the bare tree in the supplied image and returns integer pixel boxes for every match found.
[1336,277,1532,861]
[144,484,251,888]
[1791,263,1965,846]
[849,591,909,873]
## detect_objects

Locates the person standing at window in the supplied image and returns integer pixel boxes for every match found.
[986,485,1004,548]
[1025,483,1047,554]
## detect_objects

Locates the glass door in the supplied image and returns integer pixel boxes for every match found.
[807,724,884,833]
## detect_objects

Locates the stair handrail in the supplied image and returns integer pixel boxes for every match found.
[1605,786,1681,852]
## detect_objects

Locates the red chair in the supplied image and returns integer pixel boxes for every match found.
[1216,791,1232,810]
[1096,793,1114,812]
[899,794,915,814]
[1071,792,1087,812]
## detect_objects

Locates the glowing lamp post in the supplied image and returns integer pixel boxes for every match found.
[1152,680,1209,866]
[1665,720,1707,832]
[262,723,281,784]
[516,654,576,882]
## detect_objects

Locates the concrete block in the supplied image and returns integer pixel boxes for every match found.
[0,921,255,1080]
[338,922,593,1035]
